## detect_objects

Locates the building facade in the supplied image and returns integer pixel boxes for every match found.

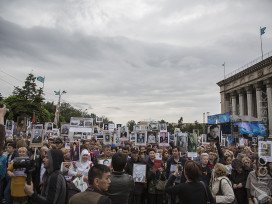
[217,56,272,136]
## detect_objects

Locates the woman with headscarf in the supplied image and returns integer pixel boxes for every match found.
[68,149,92,192]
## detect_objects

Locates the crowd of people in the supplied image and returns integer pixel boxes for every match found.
[0,106,272,204]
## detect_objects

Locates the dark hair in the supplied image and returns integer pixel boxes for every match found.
[184,160,201,181]
[209,124,219,130]
[147,148,156,155]
[7,142,16,149]
[172,146,180,152]
[88,164,110,185]
[112,152,127,172]
[103,144,111,150]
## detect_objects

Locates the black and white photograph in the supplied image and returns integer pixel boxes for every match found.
[5,120,14,138]
[113,133,120,146]
[159,131,169,145]
[70,117,80,127]
[84,118,93,127]
[96,117,103,123]
[104,123,109,130]
[99,159,112,167]
[120,126,128,141]
[70,141,80,161]
[103,132,111,144]
[93,126,99,134]
[52,128,60,137]
[207,124,220,142]
[31,129,43,147]
[176,133,188,153]
[135,132,147,146]
[147,131,157,144]
[33,124,43,129]
[108,123,115,131]
[188,133,197,153]
[132,164,146,183]
[45,122,53,131]
[159,123,167,131]
[95,134,103,140]
[258,141,272,162]
[130,133,136,142]
[61,124,70,135]
[148,123,159,131]
[116,124,122,130]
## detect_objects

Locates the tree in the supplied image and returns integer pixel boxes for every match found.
[0,93,3,101]
[5,73,49,123]
[126,120,136,132]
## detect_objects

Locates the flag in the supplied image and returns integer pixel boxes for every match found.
[36,76,45,83]
[54,91,60,95]
[32,111,36,124]
[260,27,266,35]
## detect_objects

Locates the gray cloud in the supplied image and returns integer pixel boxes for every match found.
[0,0,271,124]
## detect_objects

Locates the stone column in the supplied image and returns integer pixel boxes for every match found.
[231,92,237,115]
[255,82,263,120]
[246,86,253,117]
[225,94,230,113]
[238,89,245,116]
[265,79,272,136]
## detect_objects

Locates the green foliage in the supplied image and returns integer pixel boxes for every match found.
[127,120,136,132]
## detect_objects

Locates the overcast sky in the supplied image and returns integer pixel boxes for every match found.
[0,0,271,125]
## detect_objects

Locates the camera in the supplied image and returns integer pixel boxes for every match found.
[13,157,35,184]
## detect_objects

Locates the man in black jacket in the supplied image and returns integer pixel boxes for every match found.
[107,152,134,204]
[25,149,66,204]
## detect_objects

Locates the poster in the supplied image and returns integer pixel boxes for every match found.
[159,131,169,146]
[148,123,159,131]
[147,131,157,144]
[44,122,53,131]
[207,125,220,142]
[96,117,103,123]
[188,133,197,155]
[5,120,14,138]
[84,118,93,127]
[103,132,111,144]
[60,124,70,135]
[98,159,112,167]
[113,133,120,146]
[30,129,44,147]
[159,123,167,131]
[176,133,188,153]
[70,141,80,161]
[120,127,129,141]
[258,141,272,162]
[133,164,146,183]
[135,132,147,146]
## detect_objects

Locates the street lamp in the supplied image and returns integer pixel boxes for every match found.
[53,90,67,128]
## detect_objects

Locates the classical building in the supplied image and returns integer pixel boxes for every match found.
[217,55,272,136]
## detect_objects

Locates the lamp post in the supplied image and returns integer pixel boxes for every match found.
[54,90,67,128]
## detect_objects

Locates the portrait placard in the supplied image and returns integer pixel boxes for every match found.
[148,123,159,131]
[84,118,93,127]
[133,164,146,183]
[147,131,157,144]
[70,141,80,161]
[207,125,220,142]
[61,124,70,135]
[96,117,103,123]
[5,120,14,138]
[70,117,80,127]
[103,132,111,144]
[258,141,272,162]
[98,159,112,167]
[45,122,53,131]
[159,123,167,131]
[135,131,147,146]
[159,131,169,146]
[30,129,44,147]
[176,133,188,153]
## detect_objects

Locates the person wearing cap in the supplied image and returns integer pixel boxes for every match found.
[69,149,93,191]
[125,147,147,204]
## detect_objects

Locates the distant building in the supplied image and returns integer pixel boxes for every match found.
[217,54,272,136]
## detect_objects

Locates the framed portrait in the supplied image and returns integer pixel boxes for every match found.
[70,117,80,127]
[98,159,112,167]
[133,164,146,183]
[30,129,44,147]
[130,133,136,142]
[147,131,157,144]
[52,128,60,137]
[188,133,197,153]
[84,118,93,127]
[159,131,169,146]
[159,123,167,131]
[120,126,128,141]
[258,141,272,162]
[116,124,122,130]
[70,141,80,161]
[148,123,159,131]
[104,124,109,131]
[176,133,188,153]
[103,132,111,144]
[135,131,147,146]
[113,133,120,146]
[207,125,220,142]
[108,123,115,132]
[33,124,43,129]
[5,120,14,138]
[44,122,53,131]
[61,124,70,135]
[96,117,103,123]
